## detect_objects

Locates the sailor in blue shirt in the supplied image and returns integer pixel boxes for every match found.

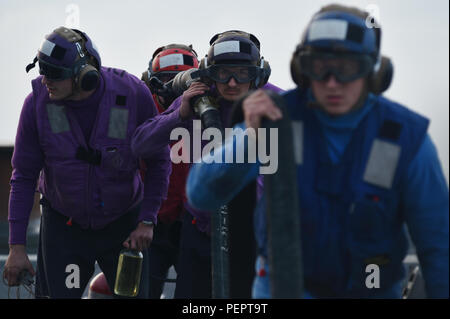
[186,4,449,298]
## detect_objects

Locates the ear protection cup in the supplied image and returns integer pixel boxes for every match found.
[290,48,308,88]
[141,70,150,86]
[254,58,271,88]
[199,57,208,70]
[197,57,213,86]
[64,28,99,92]
[368,56,393,94]
[290,52,300,86]
[74,58,99,92]
[78,64,100,91]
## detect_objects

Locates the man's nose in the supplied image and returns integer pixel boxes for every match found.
[324,75,339,88]
[227,77,238,87]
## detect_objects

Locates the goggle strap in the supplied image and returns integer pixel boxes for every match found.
[26,56,38,73]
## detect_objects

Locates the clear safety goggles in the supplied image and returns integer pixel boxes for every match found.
[38,60,73,81]
[206,64,260,84]
[300,53,374,83]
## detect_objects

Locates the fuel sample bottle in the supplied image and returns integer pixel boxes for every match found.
[114,249,143,297]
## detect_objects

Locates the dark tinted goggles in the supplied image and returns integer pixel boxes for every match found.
[300,53,374,83]
[38,60,73,81]
[207,64,259,84]
[154,71,178,83]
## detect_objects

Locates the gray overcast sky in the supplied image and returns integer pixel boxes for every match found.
[0,0,448,181]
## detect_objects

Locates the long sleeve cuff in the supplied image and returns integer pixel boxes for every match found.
[8,220,29,245]
[138,198,160,225]
[8,177,38,246]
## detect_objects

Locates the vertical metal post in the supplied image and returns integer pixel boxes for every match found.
[211,205,229,298]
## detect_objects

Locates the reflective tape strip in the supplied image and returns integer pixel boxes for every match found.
[213,40,240,56]
[308,19,349,41]
[159,53,184,68]
[46,104,70,133]
[291,121,303,165]
[363,139,401,189]
[107,107,129,140]
[39,39,56,57]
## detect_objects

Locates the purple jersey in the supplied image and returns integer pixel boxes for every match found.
[9,67,172,244]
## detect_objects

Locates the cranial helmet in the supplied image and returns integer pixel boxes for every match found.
[27,26,101,91]
[207,31,261,66]
[140,44,199,110]
[150,44,198,74]
[198,30,271,88]
[143,44,199,86]
[290,4,393,94]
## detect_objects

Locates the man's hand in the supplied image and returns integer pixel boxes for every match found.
[3,245,35,286]
[179,82,210,120]
[243,89,283,131]
[122,222,154,251]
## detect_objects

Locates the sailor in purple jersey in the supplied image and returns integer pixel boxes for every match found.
[132,30,283,298]
[3,27,171,298]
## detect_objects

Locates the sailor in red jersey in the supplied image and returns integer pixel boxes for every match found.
[141,44,199,298]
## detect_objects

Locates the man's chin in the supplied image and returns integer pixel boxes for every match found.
[320,103,353,117]
[48,93,66,101]
[222,93,243,102]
